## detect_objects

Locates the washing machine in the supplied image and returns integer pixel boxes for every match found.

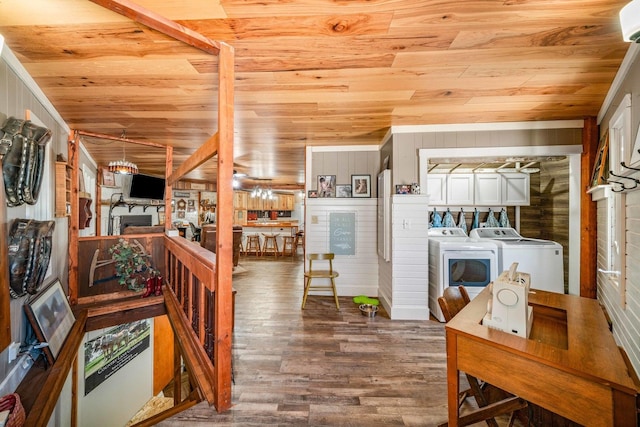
[428,227,499,322]
[468,227,564,294]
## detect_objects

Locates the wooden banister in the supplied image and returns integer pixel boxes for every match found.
[23,310,88,427]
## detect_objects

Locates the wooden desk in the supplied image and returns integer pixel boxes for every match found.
[445,288,638,427]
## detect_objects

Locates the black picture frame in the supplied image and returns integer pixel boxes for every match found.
[351,174,371,198]
[308,190,318,198]
[24,279,75,365]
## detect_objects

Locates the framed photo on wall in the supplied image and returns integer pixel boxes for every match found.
[317,175,336,198]
[102,170,116,187]
[352,174,371,198]
[24,279,75,365]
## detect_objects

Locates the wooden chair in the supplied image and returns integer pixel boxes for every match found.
[438,285,527,427]
[302,253,340,310]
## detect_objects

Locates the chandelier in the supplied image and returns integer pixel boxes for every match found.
[108,131,138,175]
[250,185,273,200]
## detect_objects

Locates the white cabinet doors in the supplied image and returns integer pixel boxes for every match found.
[501,173,530,205]
[447,174,474,205]
[474,174,501,205]
[426,173,447,205]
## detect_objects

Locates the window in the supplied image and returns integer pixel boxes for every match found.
[606,94,631,307]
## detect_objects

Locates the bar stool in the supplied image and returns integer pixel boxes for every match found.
[245,234,261,256]
[262,233,279,257]
[281,236,296,256]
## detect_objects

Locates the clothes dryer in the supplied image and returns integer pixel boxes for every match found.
[428,227,499,321]
[468,227,564,293]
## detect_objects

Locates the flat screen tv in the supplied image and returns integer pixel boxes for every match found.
[129,174,165,200]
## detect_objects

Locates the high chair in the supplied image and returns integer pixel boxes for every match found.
[302,253,340,310]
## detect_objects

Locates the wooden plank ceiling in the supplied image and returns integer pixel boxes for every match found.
[0,0,631,188]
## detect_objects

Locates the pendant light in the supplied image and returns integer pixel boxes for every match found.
[108,130,138,175]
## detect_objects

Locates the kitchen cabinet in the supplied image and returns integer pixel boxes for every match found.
[474,174,501,205]
[501,173,530,206]
[233,191,247,210]
[447,174,474,205]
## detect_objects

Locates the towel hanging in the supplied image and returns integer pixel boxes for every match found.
[499,208,511,228]
[457,209,467,234]
[443,208,456,228]
[485,208,499,227]
[471,208,480,230]
[430,208,442,228]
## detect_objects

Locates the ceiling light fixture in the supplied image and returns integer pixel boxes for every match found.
[620,0,640,42]
[108,130,138,175]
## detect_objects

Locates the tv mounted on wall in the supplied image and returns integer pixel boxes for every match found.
[129,174,166,200]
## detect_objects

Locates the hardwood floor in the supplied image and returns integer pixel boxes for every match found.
[158,255,522,427]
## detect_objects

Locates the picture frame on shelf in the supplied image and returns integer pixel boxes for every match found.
[317,175,336,198]
[336,184,352,198]
[352,174,371,198]
[396,184,411,194]
[308,190,318,198]
[24,278,75,365]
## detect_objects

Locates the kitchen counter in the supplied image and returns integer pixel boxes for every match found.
[245,221,299,228]
[242,222,300,253]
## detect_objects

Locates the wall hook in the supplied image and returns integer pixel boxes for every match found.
[620,161,640,172]
[609,170,640,185]
[607,178,628,192]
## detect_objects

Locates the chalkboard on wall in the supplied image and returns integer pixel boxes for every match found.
[329,211,356,255]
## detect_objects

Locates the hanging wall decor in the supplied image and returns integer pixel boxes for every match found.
[0,116,52,207]
[7,218,55,298]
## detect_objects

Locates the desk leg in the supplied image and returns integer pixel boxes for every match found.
[446,328,460,427]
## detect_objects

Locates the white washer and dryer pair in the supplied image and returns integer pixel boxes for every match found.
[428,227,499,322]
[468,227,564,294]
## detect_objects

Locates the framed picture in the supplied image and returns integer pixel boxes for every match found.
[24,279,75,365]
[317,175,336,198]
[187,199,195,207]
[308,190,318,198]
[352,174,371,198]
[102,170,115,187]
[336,184,352,198]
[396,184,411,194]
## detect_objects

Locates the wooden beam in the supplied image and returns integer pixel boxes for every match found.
[76,130,165,149]
[581,116,598,299]
[89,0,220,55]
[167,132,219,186]
[69,131,80,305]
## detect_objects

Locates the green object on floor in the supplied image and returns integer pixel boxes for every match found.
[353,295,379,306]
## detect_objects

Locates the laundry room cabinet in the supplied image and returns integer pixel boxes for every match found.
[426,172,529,206]
[474,174,502,205]
[501,173,530,205]
[446,174,474,205]
[425,173,447,205]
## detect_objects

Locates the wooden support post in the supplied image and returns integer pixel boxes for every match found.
[581,116,598,299]
[213,41,235,413]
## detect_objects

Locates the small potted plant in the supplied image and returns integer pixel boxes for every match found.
[109,238,158,292]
